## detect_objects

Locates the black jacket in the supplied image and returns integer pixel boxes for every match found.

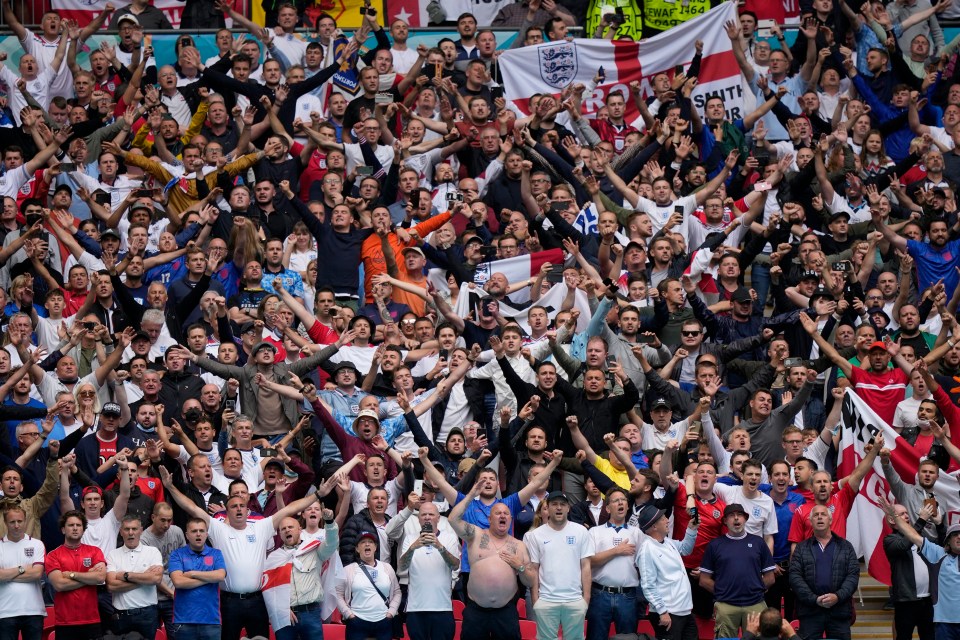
[789,534,860,617]
[569,499,609,529]
[340,508,391,566]
[884,518,932,603]
[161,456,228,532]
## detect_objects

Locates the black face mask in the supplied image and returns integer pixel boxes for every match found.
[184,409,202,423]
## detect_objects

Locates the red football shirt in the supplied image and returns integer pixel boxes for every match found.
[788,482,856,543]
[45,543,105,626]
[848,366,908,426]
[673,484,728,569]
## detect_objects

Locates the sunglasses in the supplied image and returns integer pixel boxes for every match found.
[681,331,701,337]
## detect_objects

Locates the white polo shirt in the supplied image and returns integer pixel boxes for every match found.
[0,535,45,617]
[588,523,643,588]
[207,517,276,594]
[82,510,121,555]
[106,543,163,611]
[350,479,403,517]
[401,527,461,612]
[524,521,595,603]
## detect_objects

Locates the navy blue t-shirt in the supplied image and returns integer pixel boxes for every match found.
[700,533,776,606]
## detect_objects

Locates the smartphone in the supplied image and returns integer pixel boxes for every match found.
[637,333,656,344]
[754,181,772,192]
[82,321,96,330]
[674,64,684,75]
[134,188,154,198]
[546,264,564,284]
[421,522,433,533]
[59,162,77,172]
[410,190,420,208]
[757,19,776,39]
[374,93,393,105]
[784,357,804,368]
[262,448,278,457]
[94,192,111,206]
[673,205,684,215]
[924,497,938,511]
[439,348,449,361]
[831,261,852,273]
[549,201,567,214]
[446,191,464,203]
[225,398,236,412]
[491,86,504,101]
[597,66,606,83]
[357,166,374,176]
[477,425,486,440]
[605,355,617,368]
[434,63,443,80]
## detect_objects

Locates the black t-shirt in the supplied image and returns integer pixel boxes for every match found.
[461,321,501,350]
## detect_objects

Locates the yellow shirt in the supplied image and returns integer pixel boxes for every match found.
[593,456,630,491]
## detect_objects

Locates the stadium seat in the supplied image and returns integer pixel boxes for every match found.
[520,619,538,639]
[42,630,54,640]
[453,598,465,620]
[517,598,527,619]
[454,620,462,639]
[638,620,656,636]
[323,623,346,640]
[330,608,342,624]
[155,630,166,640]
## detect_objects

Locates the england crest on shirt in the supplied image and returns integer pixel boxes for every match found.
[247,535,256,543]
[566,536,575,545]
[752,506,761,518]
[83,557,92,567]
[24,548,33,557]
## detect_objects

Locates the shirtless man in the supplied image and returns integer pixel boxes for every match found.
[448,480,533,640]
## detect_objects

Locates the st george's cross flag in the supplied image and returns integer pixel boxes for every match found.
[838,388,960,584]
[498,2,746,124]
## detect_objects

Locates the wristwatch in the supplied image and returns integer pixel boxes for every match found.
[123,572,130,583]
[515,564,526,575]
[17,566,24,575]
[69,572,76,580]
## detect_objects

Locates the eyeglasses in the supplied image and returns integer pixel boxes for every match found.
[78,390,96,397]
[783,439,803,445]
[401,319,417,325]
[681,331,701,337]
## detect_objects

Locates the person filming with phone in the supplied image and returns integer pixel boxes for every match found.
[397,501,461,640]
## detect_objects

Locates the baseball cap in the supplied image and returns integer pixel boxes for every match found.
[809,286,834,302]
[101,229,121,241]
[131,330,150,342]
[357,531,378,543]
[650,397,671,410]
[130,201,153,213]
[867,340,889,352]
[458,458,477,474]
[264,458,285,471]
[722,503,749,520]
[117,14,139,26]
[828,211,851,223]
[101,403,122,417]
[625,240,647,253]
[239,321,257,335]
[464,236,484,247]
[54,184,73,196]
[546,490,570,503]
[731,287,752,303]
[82,486,103,498]
[946,524,960,539]
[402,246,425,258]
[799,270,820,282]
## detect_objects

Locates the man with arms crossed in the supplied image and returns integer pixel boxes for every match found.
[45,510,108,640]
[525,491,595,640]
[448,480,533,640]
[169,517,227,640]
[0,505,46,640]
